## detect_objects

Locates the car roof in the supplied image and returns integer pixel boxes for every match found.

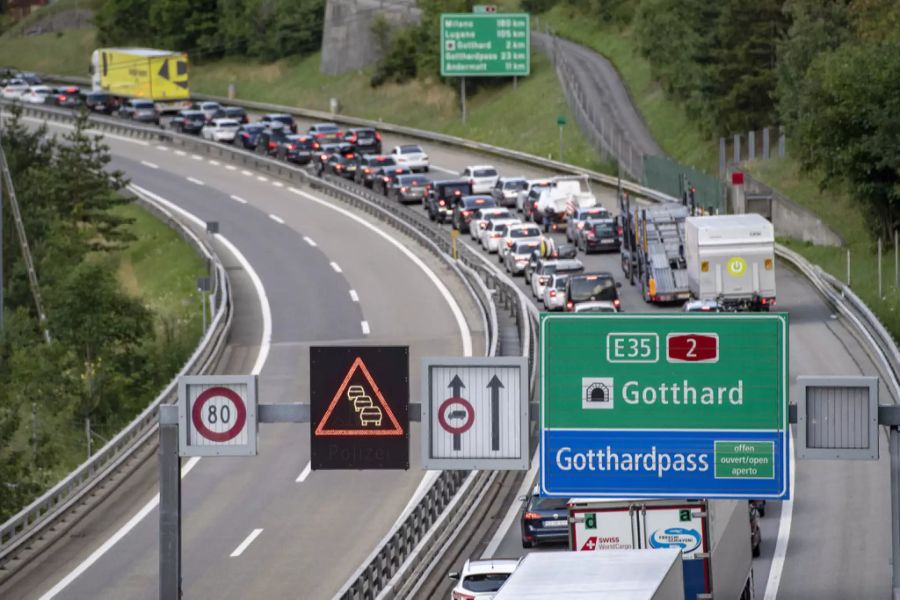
[265,113,293,118]
[574,301,618,311]
[462,559,520,576]
[212,118,239,125]
[507,222,541,230]
[570,272,616,280]
[434,179,469,186]
[499,176,527,182]
[465,164,495,170]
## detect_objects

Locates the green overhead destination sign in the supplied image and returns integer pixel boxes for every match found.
[440,13,530,77]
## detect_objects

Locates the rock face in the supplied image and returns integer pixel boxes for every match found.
[320,0,422,75]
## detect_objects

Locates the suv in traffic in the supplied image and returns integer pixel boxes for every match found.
[425,179,472,223]
[565,272,622,311]
[452,195,496,232]
[343,128,382,154]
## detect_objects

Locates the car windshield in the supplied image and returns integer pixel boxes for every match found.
[465,197,495,208]
[371,157,395,167]
[315,123,339,132]
[354,130,375,139]
[539,264,558,275]
[272,115,294,125]
[510,227,541,238]
[515,241,541,254]
[474,168,498,177]
[400,145,422,154]
[505,180,527,190]
[463,573,511,593]
[555,277,569,290]
[244,124,265,132]
[399,175,426,185]
[133,101,154,109]
[494,224,510,235]
[224,107,245,116]
[201,103,220,110]
[216,120,239,128]
[570,276,617,302]
[532,497,569,511]
[442,184,469,196]
[485,210,511,220]
[580,208,608,219]
[591,222,617,236]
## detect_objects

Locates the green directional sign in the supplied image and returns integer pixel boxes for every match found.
[540,313,790,499]
[440,13,530,77]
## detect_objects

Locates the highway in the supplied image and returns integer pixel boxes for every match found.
[1,107,894,600]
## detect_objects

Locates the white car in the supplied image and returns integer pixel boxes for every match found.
[516,179,551,212]
[498,223,542,263]
[201,118,240,142]
[449,558,519,600]
[461,165,500,194]
[470,207,512,240]
[542,273,570,310]
[1,79,29,99]
[21,85,53,104]
[573,300,619,312]
[481,218,520,253]
[531,258,584,299]
[391,144,429,172]
[197,101,221,122]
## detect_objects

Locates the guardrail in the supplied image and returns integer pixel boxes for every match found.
[10,98,900,600]
[0,138,234,570]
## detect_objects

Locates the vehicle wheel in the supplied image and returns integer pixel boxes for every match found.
[752,543,761,558]
[522,540,534,549]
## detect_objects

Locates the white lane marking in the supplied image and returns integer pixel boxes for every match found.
[269,214,285,224]
[303,236,317,247]
[231,195,248,204]
[289,187,473,357]
[191,154,203,161]
[430,165,458,175]
[272,181,284,188]
[226,165,237,171]
[209,159,220,166]
[295,463,312,483]
[156,145,168,151]
[763,435,797,600]
[175,150,186,157]
[230,529,263,558]
[241,169,252,176]
[361,320,370,335]
[186,176,204,186]
[330,261,342,273]
[257,175,269,182]
[140,160,158,169]
[349,289,359,302]
[482,448,540,558]
[38,457,201,599]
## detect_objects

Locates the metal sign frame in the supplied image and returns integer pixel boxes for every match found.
[797,375,879,460]
[421,356,529,470]
[177,374,258,457]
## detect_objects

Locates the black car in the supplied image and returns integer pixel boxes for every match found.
[46,86,81,108]
[354,154,396,187]
[170,110,207,135]
[118,99,159,124]
[577,218,620,253]
[325,148,361,179]
[452,195,497,232]
[233,123,266,149]
[212,106,249,124]
[373,166,412,195]
[256,126,290,156]
[425,179,472,223]
[260,113,297,133]
[313,143,351,176]
[520,490,569,548]
[309,122,342,144]
[343,127,382,154]
[82,91,117,114]
[387,173,430,204]
[277,134,318,164]
[565,272,622,311]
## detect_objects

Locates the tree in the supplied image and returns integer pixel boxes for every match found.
[96,0,155,47]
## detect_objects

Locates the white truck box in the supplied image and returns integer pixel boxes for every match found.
[685,214,776,309]
[493,549,684,600]
[536,175,598,224]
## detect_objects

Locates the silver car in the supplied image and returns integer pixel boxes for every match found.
[499,223,543,263]
[470,207,512,240]
[505,239,542,275]
[492,177,528,208]
[573,300,619,312]
[481,218,520,253]
[531,258,584,299]
[461,165,500,194]
[542,273,570,310]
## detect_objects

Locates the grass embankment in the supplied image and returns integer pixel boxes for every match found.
[539,4,898,339]
[0,28,96,75]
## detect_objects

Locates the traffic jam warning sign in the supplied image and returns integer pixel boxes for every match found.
[310,346,409,470]
[422,357,528,470]
[177,375,258,457]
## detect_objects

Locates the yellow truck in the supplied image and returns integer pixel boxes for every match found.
[90,48,191,112]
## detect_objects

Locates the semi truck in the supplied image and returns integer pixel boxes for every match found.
[619,192,692,303]
[685,214,776,311]
[534,175,598,231]
[568,498,755,600]
[90,48,191,112]
[493,549,684,600]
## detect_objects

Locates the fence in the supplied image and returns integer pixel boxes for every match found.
[643,154,727,215]
[720,126,786,177]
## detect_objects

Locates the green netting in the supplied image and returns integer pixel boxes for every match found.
[642,155,727,214]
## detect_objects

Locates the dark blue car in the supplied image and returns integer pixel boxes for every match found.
[520,489,569,548]
[233,123,266,150]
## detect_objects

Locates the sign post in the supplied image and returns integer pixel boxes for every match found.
[557,115,567,161]
[540,314,789,499]
[422,357,528,470]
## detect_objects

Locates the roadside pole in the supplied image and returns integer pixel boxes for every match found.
[460,78,466,125]
[557,115,566,162]
[159,405,181,600]
[891,427,900,600]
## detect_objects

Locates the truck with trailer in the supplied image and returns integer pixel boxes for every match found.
[619,192,692,304]
[685,214,776,311]
[534,175,598,231]
[493,549,684,600]
[90,48,191,113]
[568,498,755,600]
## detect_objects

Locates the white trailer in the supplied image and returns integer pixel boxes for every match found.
[534,175,598,230]
[568,498,755,600]
[685,214,776,311]
[493,549,684,600]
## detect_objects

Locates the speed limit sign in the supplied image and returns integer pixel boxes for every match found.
[177,375,258,456]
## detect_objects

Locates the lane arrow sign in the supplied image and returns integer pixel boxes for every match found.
[487,375,504,451]
[448,375,467,450]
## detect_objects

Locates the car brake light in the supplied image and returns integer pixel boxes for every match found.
[400,186,408,192]
[286,144,295,150]
[461,210,471,216]
[586,232,595,239]
[491,232,501,238]
[242,132,250,138]
[454,190,462,195]
[479,222,487,228]
[617,226,623,235]
[375,131,382,141]
[566,301,574,310]
[348,134,357,143]
[613,299,621,307]
[577,222,585,229]
[345,153,354,158]
[506,240,513,247]
[523,512,542,520]
[452,592,476,600]
[549,290,557,297]
[382,176,390,182]
[439,199,446,206]
[57,95,67,101]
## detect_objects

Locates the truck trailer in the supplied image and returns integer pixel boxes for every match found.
[534,175,598,231]
[493,549,684,600]
[90,48,191,112]
[568,498,754,600]
[619,192,692,303]
[685,214,776,311]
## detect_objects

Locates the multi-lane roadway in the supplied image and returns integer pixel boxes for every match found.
[1,108,894,600]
